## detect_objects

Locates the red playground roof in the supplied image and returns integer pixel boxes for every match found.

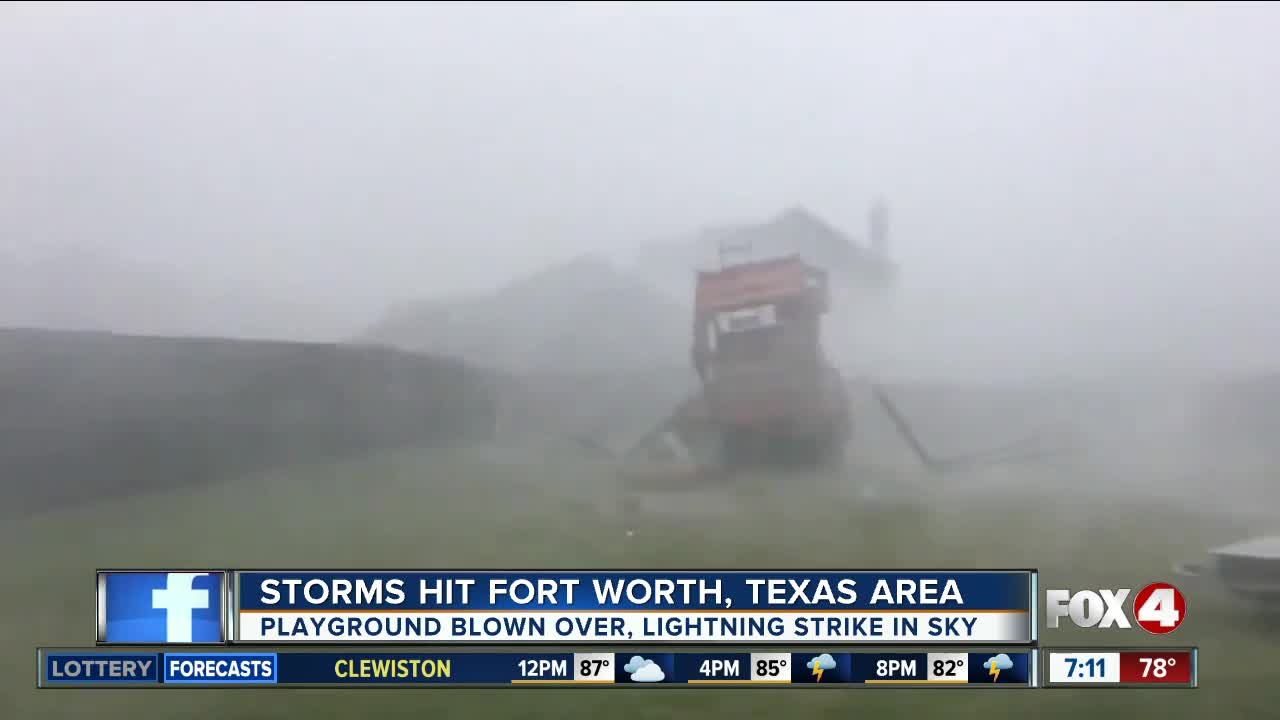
[694,255,824,314]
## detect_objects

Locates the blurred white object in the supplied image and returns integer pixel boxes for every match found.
[1174,535,1280,608]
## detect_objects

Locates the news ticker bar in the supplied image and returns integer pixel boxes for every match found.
[41,649,1039,688]
[96,570,1037,645]
[41,648,1200,689]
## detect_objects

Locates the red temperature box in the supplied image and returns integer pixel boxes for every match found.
[1118,650,1195,685]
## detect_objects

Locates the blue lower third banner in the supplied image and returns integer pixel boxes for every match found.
[234,570,1035,644]
[37,649,1036,687]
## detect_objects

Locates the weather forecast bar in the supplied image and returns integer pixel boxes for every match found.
[37,649,1037,688]
[1044,648,1197,688]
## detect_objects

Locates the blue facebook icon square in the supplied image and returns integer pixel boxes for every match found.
[99,571,225,644]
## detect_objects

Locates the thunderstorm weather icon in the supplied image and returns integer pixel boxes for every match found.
[805,654,837,682]
[983,654,1014,682]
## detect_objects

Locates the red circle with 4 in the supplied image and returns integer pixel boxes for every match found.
[1132,582,1187,634]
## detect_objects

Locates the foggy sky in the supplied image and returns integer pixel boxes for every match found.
[2,2,1279,378]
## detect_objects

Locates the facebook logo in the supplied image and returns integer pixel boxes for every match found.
[98,571,225,644]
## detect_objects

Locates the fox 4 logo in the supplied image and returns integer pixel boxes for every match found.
[1046,582,1187,634]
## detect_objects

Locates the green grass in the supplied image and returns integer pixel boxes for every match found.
[4,448,1277,718]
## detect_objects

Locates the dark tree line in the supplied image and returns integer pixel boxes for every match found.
[0,329,497,515]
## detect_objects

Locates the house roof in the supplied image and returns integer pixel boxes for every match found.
[696,206,895,289]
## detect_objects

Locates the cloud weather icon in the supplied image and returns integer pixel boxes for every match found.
[983,654,1014,671]
[624,656,666,683]
[806,654,837,671]
[806,653,837,682]
[983,653,1014,682]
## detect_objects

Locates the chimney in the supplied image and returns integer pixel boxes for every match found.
[868,199,889,256]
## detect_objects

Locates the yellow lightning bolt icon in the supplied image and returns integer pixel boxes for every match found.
[989,663,1000,682]
[813,666,824,682]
